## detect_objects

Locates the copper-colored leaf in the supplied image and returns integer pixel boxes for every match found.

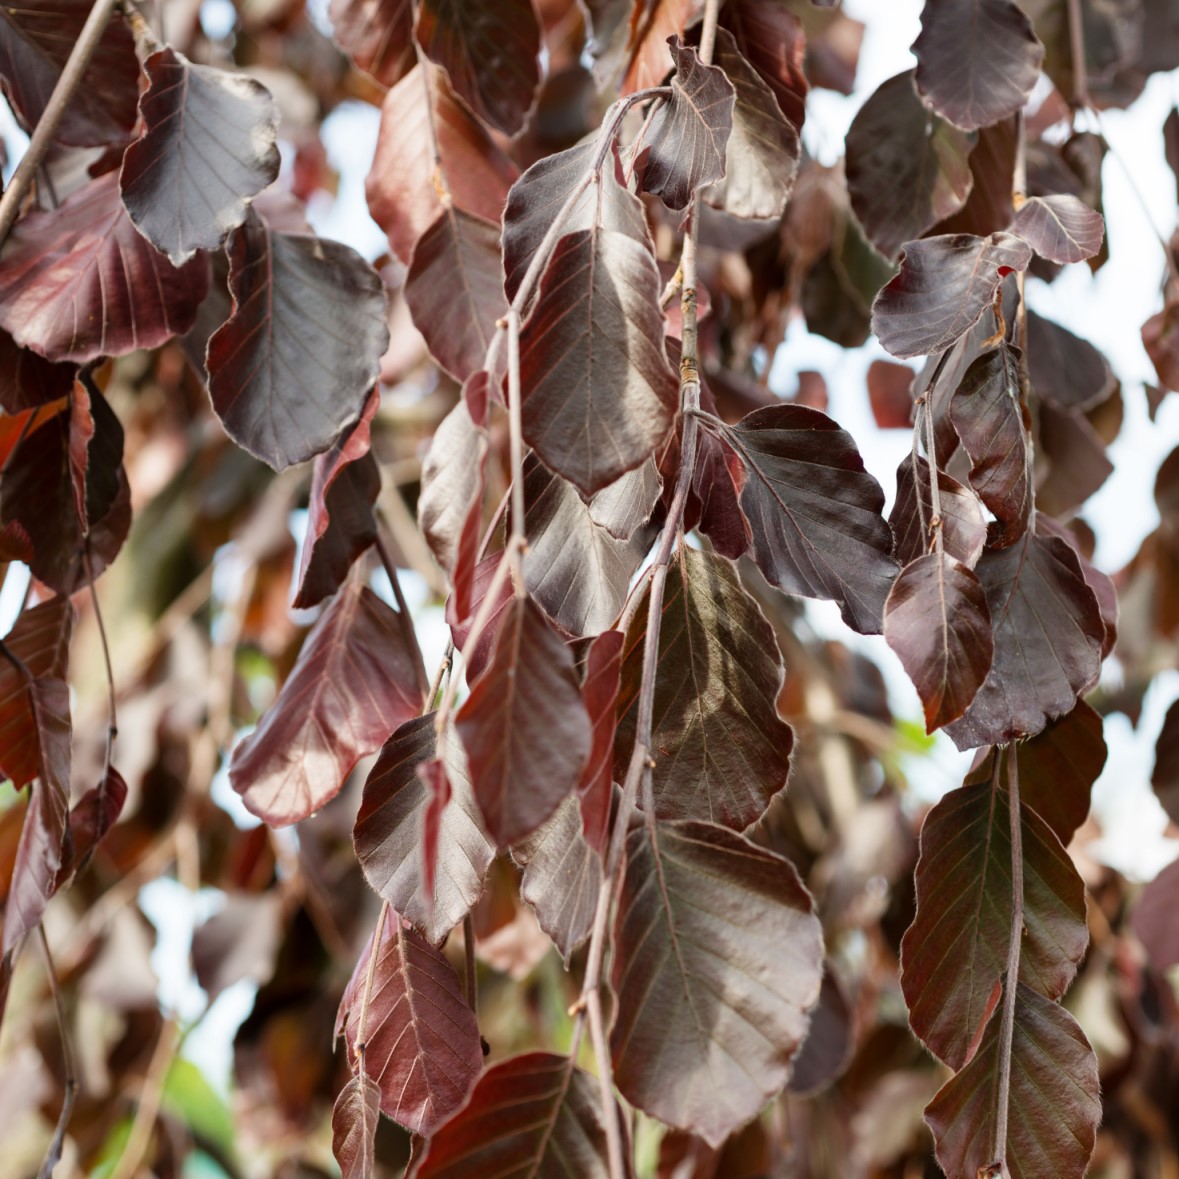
[332,1073,381,1179]
[337,908,482,1135]
[900,776,1088,1069]
[718,0,807,130]
[579,629,624,853]
[0,172,211,363]
[0,328,75,413]
[1152,696,1179,825]
[230,575,424,825]
[457,595,591,848]
[206,214,389,470]
[611,820,823,1147]
[890,454,988,568]
[119,48,281,265]
[1027,310,1115,412]
[1011,194,1104,265]
[329,0,414,87]
[1132,857,1179,971]
[867,359,915,429]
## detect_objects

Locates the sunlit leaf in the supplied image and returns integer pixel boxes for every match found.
[329,0,414,87]
[719,405,898,634]
[120,48,281,265]
[337,908,482,1135]
[622,0,706,94]
[332,1073,381,1179]
[611,820,823,1147]
[1011,193,1104,265]
[718,0,807,130]
[206,214,389,470]
[900,776,1088,1069]
[230,575,424,825]
[613,546,794,829]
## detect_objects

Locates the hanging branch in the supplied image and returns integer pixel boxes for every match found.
[36,927,78,1179]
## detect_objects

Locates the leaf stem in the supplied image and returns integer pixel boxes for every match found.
[83,548,118,777]
[991,745,1023,1177]
[36,926,78,1179]
[0,0,122,247]
[374,524,431,706]
[463,911,478,1014]
[505,307,526,585]
[1065,0,1090,110]
[355,899,391,1059]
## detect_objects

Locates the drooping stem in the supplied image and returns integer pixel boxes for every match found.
[36,927,78,1179]
[355,899,391,1061]
[0,0,122,247]
[83,548,118,776]
[463,912,478,1014]
[991,745,1024,1176]
[375,525,431,706]
[922,401,944,557]
[1065,0,1090,110]
[506,307,526,585]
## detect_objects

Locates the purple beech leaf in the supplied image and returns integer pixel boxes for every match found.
[502,140,651,307]
[1037,513,1119,659]
[718,0,807,131]
[0,597,73,791]
[404,207,508,382]
[913,0,1045,132]
[522,455,654,639]
[416,756,450,906]
[933,116,1017,237]
[692,428,750,560]
[788,969,855,1097]
[1027,310,1116,413]
[611,820,824,1147]
[900,776,1088,1069]
[293,389,381,610]
[719,405,899,634]
[512,793,602,963]
[871,232,1032,359]
[456,595,592,848]
[949,342,1032,546]
[1151,696,1179,826]
[519,209,678,496]
[329,0,414,87]
[446,552,514,683]
[0,0,139,147]
[414,0,541,137]
[354,714,494,945]
[1011,194,1105,265]
[206,214,389,471]
[1037,400,1114,519]
[332,1073,382,1179]
[639,37,735,210]
[0,329,75,413]
[702,29,799,220]
[1132,858,1179,972]
[884,553,993,732]
[622,0,707,94]
[0,172,211,364]
[119,48,281,265]
[944,532,1104,750]
[230,575,423,826]
[925,984,1099,1179]
[367,65,518,265]
[613,546,795,829]
[968,701,1106,846]
[578,629,624,853]
[845,70,976,259]
[418,372,489,623]
[2,678,71,960]
[416,1052,620,1178]
[59,766,127,886]
[337,907,482,1136]
[191,892,283,999]
[588,456,664,542]
[890,455,988,568]
[866,359,916,429]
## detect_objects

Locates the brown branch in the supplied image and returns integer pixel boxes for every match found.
[109,1019,181,1179]
[1065,0,1090,110]
[36,927,78,1179]
[82,548,118,776]
[462,912,478,1014]
[0,0,123,246]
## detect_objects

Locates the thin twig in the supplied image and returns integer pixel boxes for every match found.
[374,525,430,705]
[83,548,118,775]
[991,746,1024,1177]
[0,0,122,246]
[506,307,527,584]
[463,912,478,1014]
[922,402,944,557]
[109,1019,181,1179]
[36,927,78,1179]
[1065,0,1090,110]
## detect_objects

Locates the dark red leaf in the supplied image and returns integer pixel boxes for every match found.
[0,172,211,363]
[329,0,414,87]
[1151,696,1179,825]
[404,207,507,382]
[890,455,987,568]
[589,456,664,542]
[519,192,677,495]
[1036,401,1114,519]
[230,574,424,825]
[1027,310,1116,412]
[293,389,381,610]
[192,892,282,998]
[691,429,749,560]
[944,532,1104,749]
[622,0,706,94]
[331,1073,382,1179]
[1132,857,1179,971]
[512,794,602,963]
[720,405,898,634]
[456,594,591,848]
[578,629,624,854]
[925,984,1099,1179]
[1036,512,1118,658]
[354,714,494,944]
[416,756,450,906]
[1143,298,1179,392]
[900,776,1088,1069]
[871,232,1032,359]
[611,820,823,1147]
[1011,194,1104,265]
[866,359,915,429]
[446,552,514,682]
[913,0,1044,132]
[415,0,541,136]
[788,969,855,1096]
[718,0,807,131]
[337,908,482,1135]
[0,0,139,147]
[613,546,794,828]
[932,116,1017,238]
[702,29,798,220]
[1166,107,1179,202]
[206,214,389,470]
[522,456,653,639]
[845,71,975,259]
[639,37,734,210]
[416,1052,620,1178]
[119,48,280,265]
[61,766,127,884]
[366,65,518,265]
[884,553,992,732]
[0,328,75,413]
[949,342,1031,546]
[418,373,489,623]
